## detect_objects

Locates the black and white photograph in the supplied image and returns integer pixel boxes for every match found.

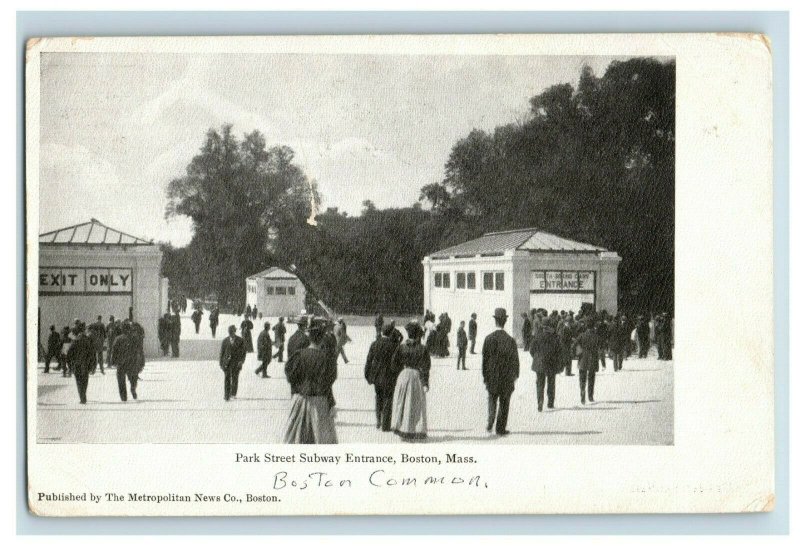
[24,34,773,517]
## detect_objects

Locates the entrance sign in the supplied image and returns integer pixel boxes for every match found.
[39,267,133,294]
[531,270,595,292]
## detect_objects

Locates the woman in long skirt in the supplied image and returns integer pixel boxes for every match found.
[240,317,254,353]
[391,321,431,441]
[283,319,338,444]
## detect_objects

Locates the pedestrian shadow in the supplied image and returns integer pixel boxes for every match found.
[619,368,663,372]
[512,430,602,437]
[37,402,67,407]
[547,406,620,412]
[421,434,498,443]
[229,397,290,402]
[599,399,661,404]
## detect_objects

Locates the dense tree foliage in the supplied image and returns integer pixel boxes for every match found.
[162,57,674,315]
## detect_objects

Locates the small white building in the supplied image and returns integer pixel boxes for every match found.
[422,228,621,343]
[38,219,166,357]
[245,267,306,317]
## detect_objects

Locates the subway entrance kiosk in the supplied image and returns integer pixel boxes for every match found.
[38,219,166,357]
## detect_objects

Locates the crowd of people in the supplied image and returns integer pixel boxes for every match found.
[40,299,672,443]
[42,315,146,404]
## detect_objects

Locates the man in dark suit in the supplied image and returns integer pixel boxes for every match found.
[364,323,402,431]
[456,320,468,370]
[272,317,287,362]
[66,322,94,404]
[286,316,310,360]
[220,325,246,401]
[169,312,181,357]
[44,325,61,374]
[468,313,478,354]
[112,322,140,401]
[576,319,601,404]
[530,318,562,411]
[88,315,107,374]
[158,313,171,356]
[255,321,273,378]
[481,308,520,435]
[209,307,219,338]
[106,316,119,368]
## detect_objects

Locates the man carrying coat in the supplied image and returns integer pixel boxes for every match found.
[576,319,602,404]
[220,325,246,401]
[112,322,140,402]
[364,323,402,431]
[481,308,520,436]
[66,322,94,404]
[530,318,562,411]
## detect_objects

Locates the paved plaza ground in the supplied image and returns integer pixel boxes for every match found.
[36,313,673,445]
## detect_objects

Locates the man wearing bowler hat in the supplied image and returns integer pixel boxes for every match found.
[481,308,520,435]
[219,325,246,401]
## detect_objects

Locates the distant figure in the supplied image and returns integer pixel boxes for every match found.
[130,320,146,377]
[521,313,533,352]
[112,322,140,402]
[558,316,575,376]
[655,312,673,360]
[255,322,273,378]
[456,320,468,370]
[365,323,402,431]
[468,313,478,354]
[169,312,181,357]
[209,307,219,338]
[191,308,203,334]
[60,326,73,377]
[424,315,437,355]
[245,304,252,319]
[66,322,94,404]
[88,315,107,374]
[44,325,61,374]
[219,325,246,401]
[374,313,384,340]
[576,320,601,404]
[252,305,258,320]
[530,318,562,411]
[286,316,311,360]
[481,308,519,435]
[106,316,119,368]
[241,316,254,353]
[608,316,627,371]
[333,318,350,364]
[390,322,430,441]
[272,317,287,362]
[180,295,187,313]
[283,319,338,444]
[158,313,171,356]
[636,316,650,358]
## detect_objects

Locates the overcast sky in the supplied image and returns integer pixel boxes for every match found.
[39,53,628,246]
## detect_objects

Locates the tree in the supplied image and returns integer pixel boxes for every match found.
[164,125,317,309]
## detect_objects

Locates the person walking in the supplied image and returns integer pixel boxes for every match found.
[283,319,338,444]
[169,312,181,358]
[44,325,61,374]
[272,317,287,362]
[390,322,431,441]
[333,318,350,364]
[481,308,519,435]
[636,316,650,358]
[60,325,74,377]
[219,325,246,401]
[111,322,140,402]
[157,313,171,357]
[468,313,478,354]
[255,321,273,378]
[456,320,468,370]
[241,315,254,353]
[530,318,562,411]
[209,307,219,338]
[365,323,402,431]
[191,308,203,334]
[88,315,107,375]
[105,316,119,368]
[608,316,627,371]
[66,322,94,404]
[576,320,601,404]
[521,313,533,352]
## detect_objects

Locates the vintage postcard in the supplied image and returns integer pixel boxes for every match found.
[25,34,773,516]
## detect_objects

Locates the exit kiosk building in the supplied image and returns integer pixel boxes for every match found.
[245,267,306,317]
[422,228,621,343]
[38,219,166,357]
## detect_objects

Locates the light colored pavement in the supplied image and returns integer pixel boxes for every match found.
[36,313,673,445]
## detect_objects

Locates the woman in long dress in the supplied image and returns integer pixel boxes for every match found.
[391,321,431,441]
[240,316,254,353]
[283,319,338,444]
